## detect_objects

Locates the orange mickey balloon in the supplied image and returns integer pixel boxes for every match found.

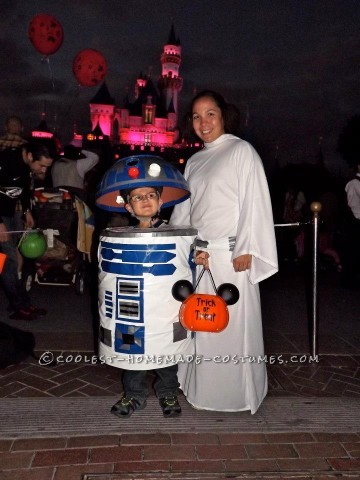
[28,13,64,56]
[72,49,108,87]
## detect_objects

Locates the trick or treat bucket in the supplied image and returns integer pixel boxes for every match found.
[98,226,197,370]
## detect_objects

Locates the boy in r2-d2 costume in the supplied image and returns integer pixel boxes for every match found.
[97,156,196,419]
[118,185,185,417]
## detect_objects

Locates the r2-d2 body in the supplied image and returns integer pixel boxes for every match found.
[98,226,196,370]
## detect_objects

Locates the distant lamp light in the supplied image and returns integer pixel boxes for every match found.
[179,158,185,164]
[114,153,120,160]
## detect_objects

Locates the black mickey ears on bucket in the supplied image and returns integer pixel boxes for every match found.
[172,280,194,302]
[172,272,240,306]
[216,283,240,306]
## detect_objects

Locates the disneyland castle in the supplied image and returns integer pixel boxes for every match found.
[87,24,185,150]
[31,24,200,167]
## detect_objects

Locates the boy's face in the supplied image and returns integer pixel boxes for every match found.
[125,187,162,218]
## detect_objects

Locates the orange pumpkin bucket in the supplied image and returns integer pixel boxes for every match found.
[174,268,239,333]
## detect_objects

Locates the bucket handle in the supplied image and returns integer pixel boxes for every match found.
[194,267,217,294]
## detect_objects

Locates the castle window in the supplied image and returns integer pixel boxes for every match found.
[145,106,153,124]
[144,132,152,146]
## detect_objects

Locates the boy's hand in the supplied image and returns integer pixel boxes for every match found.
[194,250,210,269]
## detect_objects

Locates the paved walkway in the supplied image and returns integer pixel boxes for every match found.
[0,267,359,479]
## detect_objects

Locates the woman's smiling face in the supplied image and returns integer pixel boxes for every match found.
[192,96,225,143]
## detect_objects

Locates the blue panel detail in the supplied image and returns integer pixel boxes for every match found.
[101,261,176,276]
[114,323,145,354]
[162,164,176,179]
[116,276,144,324]
[100,241,176,251]
[101,248,176,263]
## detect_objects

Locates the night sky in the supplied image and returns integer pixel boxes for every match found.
[0,0,359,174]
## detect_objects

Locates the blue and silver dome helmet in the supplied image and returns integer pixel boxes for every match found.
[96,155,190,212]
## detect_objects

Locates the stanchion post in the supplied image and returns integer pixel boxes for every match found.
[310,201,322,357]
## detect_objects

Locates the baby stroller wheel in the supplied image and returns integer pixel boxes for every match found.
[75,266,85,295]
[23,271,34,292]
[22,260,35,292]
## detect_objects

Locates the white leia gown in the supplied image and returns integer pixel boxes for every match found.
[170,134,278,413]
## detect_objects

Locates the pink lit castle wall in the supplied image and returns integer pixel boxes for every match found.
[88,24,183,149]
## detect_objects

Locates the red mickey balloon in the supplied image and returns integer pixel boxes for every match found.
[28,13,64,56]
[72,49,108,87]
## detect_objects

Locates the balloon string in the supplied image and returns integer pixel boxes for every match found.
[6,229,40,234]
[42,56,56,91]
[57,85,81,133]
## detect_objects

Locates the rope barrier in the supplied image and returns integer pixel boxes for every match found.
[275,202,321,356]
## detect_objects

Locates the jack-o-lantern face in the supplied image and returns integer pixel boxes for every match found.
[28,14,63,56]
[179,293,229,333]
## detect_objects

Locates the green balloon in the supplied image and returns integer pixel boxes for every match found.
[19,232,47,259]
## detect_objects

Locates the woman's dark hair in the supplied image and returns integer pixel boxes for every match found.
[183,90,241,141]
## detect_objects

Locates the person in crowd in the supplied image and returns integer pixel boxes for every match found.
[341,160,360,286]
[0,116,26,151]
[0,140,54,320]
[110,185,182,418]
[170,90,278,413]
[0,116,28,278]
[51,144,99,201]
[318,178,342,272]
[282,181,306,262]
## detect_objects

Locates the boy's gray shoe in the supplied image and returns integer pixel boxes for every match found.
[111,396,147,418]
[159,395,182,417]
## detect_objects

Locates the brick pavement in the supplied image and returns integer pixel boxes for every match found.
[0,353,359,399]
[0,353,360,479]
[0,269,359,478]
[0,431,360,479]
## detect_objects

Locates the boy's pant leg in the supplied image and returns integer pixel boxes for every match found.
[122,369,149,402]
[153,364,180,398]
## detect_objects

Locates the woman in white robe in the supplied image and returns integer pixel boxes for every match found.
[170,90,278,413]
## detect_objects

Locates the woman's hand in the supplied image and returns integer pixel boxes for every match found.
[233,254,252,272]
[194,250,210,270]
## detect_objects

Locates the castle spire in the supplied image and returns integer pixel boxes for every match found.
[158,23,183,121]
[167,22,180,46]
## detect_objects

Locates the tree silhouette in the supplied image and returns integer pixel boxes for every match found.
[337,115,360,167]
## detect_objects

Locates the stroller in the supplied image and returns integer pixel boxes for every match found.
[22,187,94,294]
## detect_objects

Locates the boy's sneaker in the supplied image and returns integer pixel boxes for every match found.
[159,395,182,417]
[111,396,146,418]
[9,308,36,321]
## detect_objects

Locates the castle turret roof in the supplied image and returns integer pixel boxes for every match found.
[90,82,115,105]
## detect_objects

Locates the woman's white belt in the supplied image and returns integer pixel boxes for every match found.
[193,236,236,252]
